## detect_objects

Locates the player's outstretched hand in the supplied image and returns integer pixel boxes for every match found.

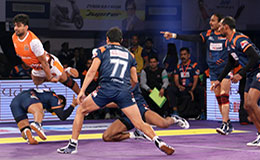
[160,31,176,40]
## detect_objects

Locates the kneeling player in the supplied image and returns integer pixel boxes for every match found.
[103,84,189,142]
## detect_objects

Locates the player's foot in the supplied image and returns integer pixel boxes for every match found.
[22,128,38,145]
[227,120,234,134]
[154,138,174,155]
[30,122,47,140]
[65,67,79,78]
[57,139,78,154]
[133,129,152,141]
[216,122,230,135]
[171,115,190,129]
[247,133,260,147]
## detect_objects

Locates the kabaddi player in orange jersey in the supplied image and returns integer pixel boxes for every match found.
[12,14,80,94]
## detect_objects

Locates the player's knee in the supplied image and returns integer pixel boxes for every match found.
[245,99,254,109]
[220,94,229,105]
[62,76,75,89]
[216,95,222,106]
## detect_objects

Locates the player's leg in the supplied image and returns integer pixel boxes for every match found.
[145,110,190,129]
[59,71,80,94]
[122,105,174,155]
[27,103,47,140]
[17,119,38,145]
[31,74,45,85]
[65,67,79,78]
[57,94,100,154]
[245,88,260,146]
[10,97,38,144]
[219,79,231,123]
[102,119,129,142]
[50,54,80,94]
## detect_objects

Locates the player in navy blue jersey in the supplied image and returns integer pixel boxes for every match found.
[212,16,260,143]
[161,13,233,135]
[10,88,77,145]
[57,27,174,155]
[102,83,189,142]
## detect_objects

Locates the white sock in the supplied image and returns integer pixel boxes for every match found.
[129,132,135,139]
[70,138,78,144]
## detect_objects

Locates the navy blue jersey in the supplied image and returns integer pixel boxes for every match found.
[226,32,260,76]
[174,60,200,87]
[31,89,60,110]
[200,29,228,70]
[92,44,137,90]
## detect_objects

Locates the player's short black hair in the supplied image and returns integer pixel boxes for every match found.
[213,13,223,22]
[57,95,67,108]
[222,16,236,30]
[180,47,190,54]
[106,27,123,43]
[125,0,136,10]
[149,56,158,62]
[13,14,29,26]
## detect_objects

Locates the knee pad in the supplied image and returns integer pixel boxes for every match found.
[62,76,75,89]
[216,95,222,106]
[221,94,229,105]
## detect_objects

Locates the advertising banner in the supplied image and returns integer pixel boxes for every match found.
[50,0,145,31]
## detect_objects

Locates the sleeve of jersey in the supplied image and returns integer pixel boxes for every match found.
[235,37,252,53]
[199,30,208,43]
[92,48,102,60]
[30,39,45,57]
[193,64,200,75]
[173,66,179,75]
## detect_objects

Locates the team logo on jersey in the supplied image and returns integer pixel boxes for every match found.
[208,36,214,41]
[240,40,249,49]
[256,73,260,79]
[91,89,98,97]
[24,44,29,51]
[92,48,98,58]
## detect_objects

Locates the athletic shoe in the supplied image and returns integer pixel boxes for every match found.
[171,115,190,129]
[22,128,38,145]
[57,139,78,154]
[227,121,234,134]
[133,129,152,141]
[30,122,47,140]
[216,122,229,135]
[247,133,260,147]
[65,67,79,78]
[154,138,174,155]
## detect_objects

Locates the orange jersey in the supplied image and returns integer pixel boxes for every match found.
[12,31,45,70]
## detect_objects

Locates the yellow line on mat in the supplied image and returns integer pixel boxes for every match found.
[0,128,248,144]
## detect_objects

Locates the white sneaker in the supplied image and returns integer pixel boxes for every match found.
[172,115,190,129]
[247,133,260,147]
[22,128,38,145]
[30,122,47,140]
[133,129,152,141]
[154,138,175,155]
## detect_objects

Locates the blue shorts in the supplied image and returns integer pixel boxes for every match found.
[119,96,149,130]
[91,86,136,109]
[209,68,230,81]
[10,90,40,123]
[245,70,260,93]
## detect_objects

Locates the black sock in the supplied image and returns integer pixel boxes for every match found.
[20,126,31,133]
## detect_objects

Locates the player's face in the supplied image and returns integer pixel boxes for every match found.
[180,50,190,64]
[14,22,28,37]
[149,58,158,69]
[209,15,219,31]
[218,20,226,36]
[126,3,135,16]
[131,36,139,46]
